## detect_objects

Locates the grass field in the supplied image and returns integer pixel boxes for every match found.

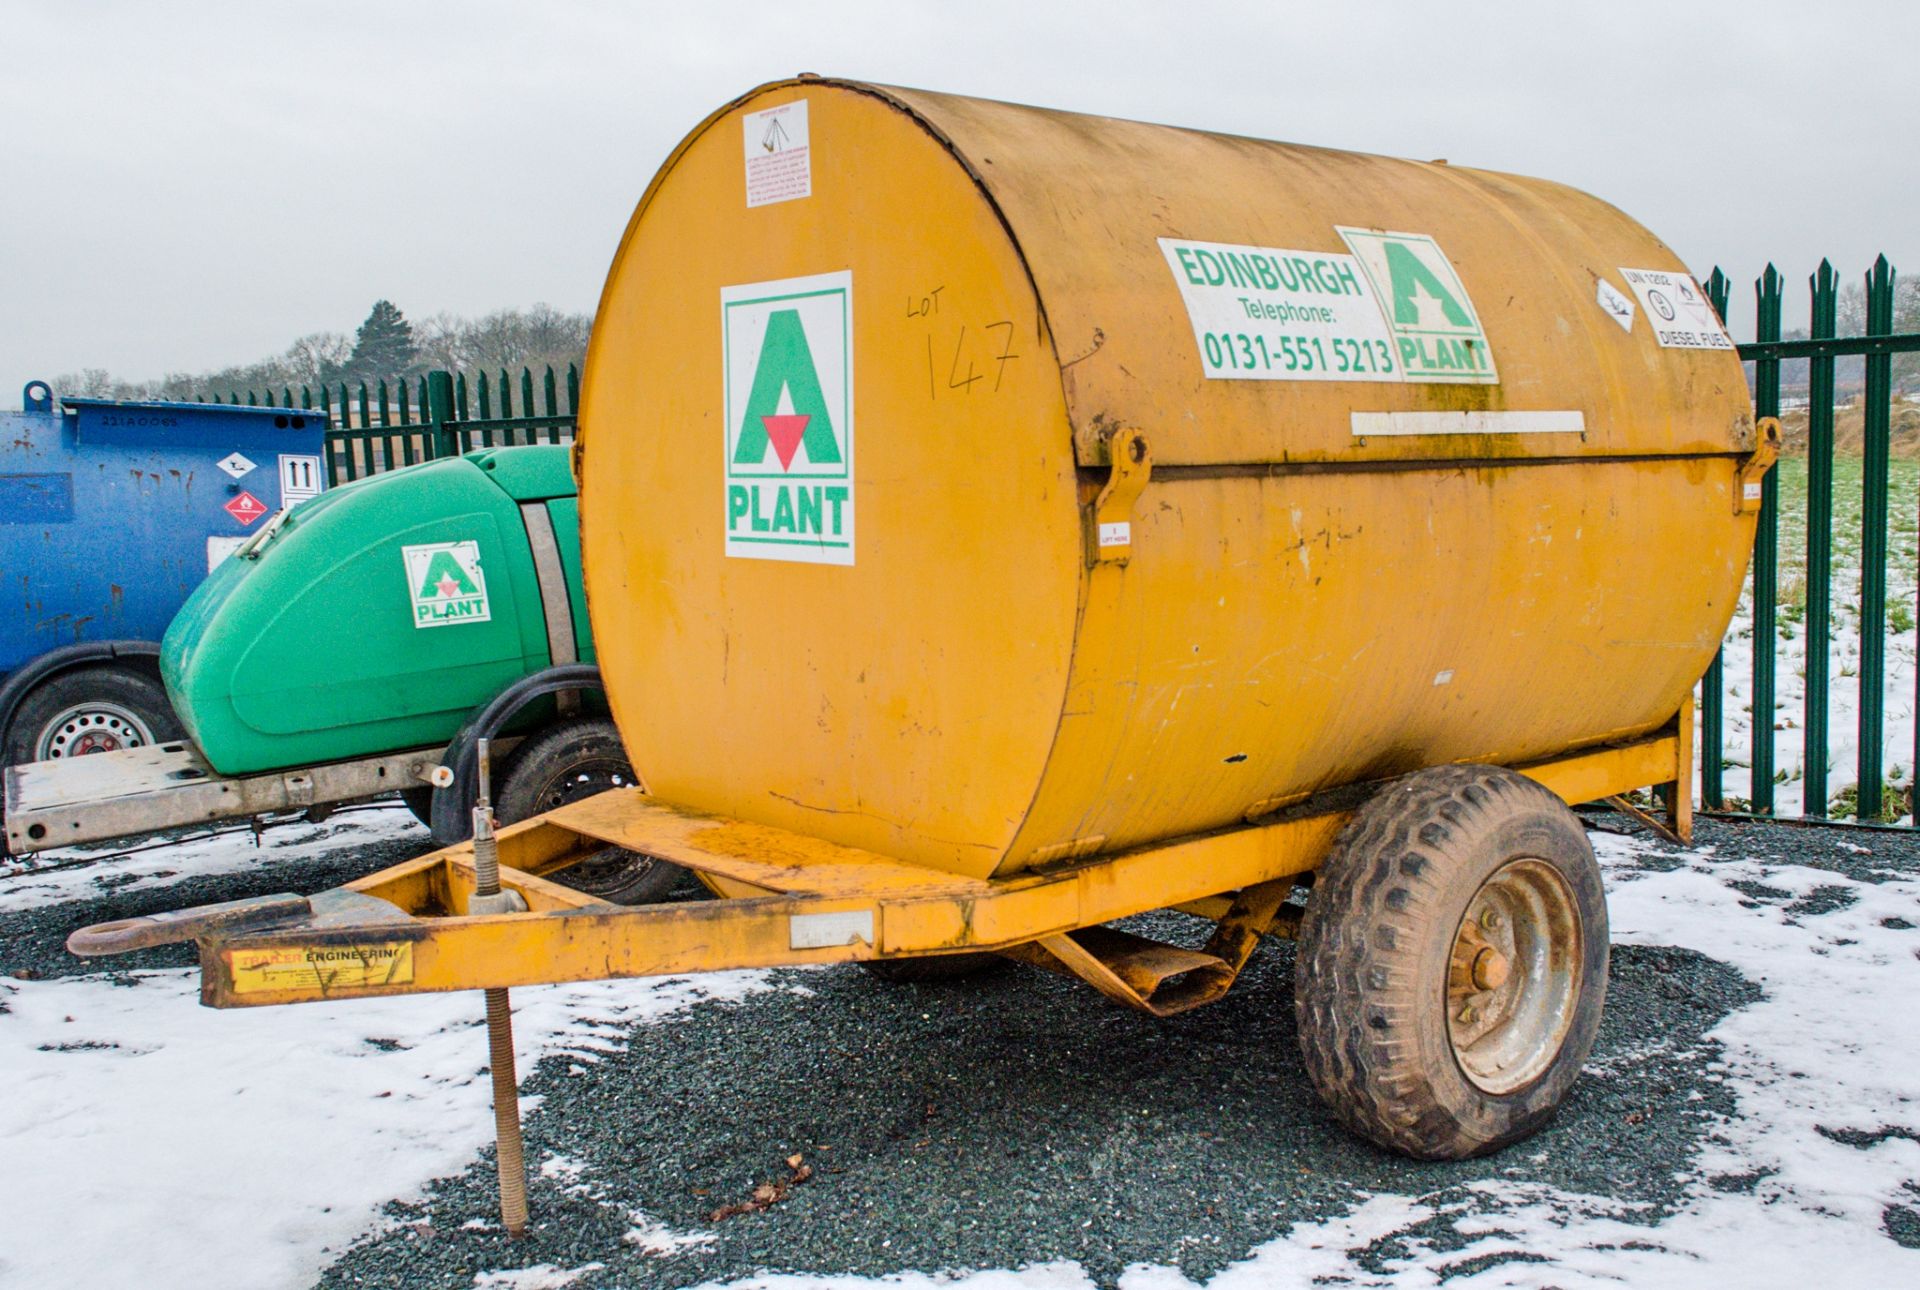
[1713,453,1920,818]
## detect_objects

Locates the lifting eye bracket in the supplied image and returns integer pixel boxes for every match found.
[1087,426,1152,566]
[1736,417,1782,515]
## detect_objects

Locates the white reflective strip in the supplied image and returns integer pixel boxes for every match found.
[1350,410,1586,437]
[790,909,874,950]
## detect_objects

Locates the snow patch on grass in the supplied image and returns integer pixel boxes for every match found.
[1713,456,1920,819]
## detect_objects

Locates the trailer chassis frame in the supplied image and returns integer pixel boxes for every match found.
[70,716,1690,1015]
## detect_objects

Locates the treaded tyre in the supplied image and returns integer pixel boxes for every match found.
[858,954,1002,984]
[493,717,680,906]
[1293,764,1608,1160]
[4,664,183,764]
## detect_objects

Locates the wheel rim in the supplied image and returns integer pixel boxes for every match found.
[36,702,156,760]
[529,758,658,897]
[1446,858,1582,1095]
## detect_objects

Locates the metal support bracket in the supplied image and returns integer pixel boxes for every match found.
[1004,876,1295,1017]
[1086,427,1151,565]
[1736,417,1782,514]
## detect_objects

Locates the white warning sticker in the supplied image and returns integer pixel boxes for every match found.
[278,454,323,506]
[206,535,247,572]
[1596,277,1637,333]
[1619,268,1733,350]
[743,100,811,208]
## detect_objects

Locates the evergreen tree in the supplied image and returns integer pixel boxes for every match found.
[347,299,415,379]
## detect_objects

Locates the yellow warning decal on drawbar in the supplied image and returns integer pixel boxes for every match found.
[228,942,415,995]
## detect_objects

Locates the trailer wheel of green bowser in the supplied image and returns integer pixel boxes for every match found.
[3,665,183,764]
[492,717,681,906]
[1293,764,1609,1161]
[398,788,436,829]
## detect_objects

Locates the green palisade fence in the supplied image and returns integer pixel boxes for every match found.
[191,363,580,486]
[1700,254,1920,826]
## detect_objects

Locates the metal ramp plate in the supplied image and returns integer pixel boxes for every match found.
[4,741,445,852]
[8,740,216,809]
[541,788,990,900]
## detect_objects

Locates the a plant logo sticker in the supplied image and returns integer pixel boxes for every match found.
[721,270,854,565]
[403,540,491,628]
[1337,227,1497,383]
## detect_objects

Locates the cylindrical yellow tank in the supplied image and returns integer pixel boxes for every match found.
[579,79,1757,881]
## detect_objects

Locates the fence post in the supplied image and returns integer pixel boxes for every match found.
[1702,268,1731,808]
[1804,261,1838,816]
[427,369,459,461]
[1750,266,1782,814]
[1859,256,1896,820]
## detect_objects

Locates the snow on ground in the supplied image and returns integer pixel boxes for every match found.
[0,816,789,1290]
[0,803,423,915]
[9,821,1902,1290]
[2,825,1916,1287]
[471,1265,605,1289]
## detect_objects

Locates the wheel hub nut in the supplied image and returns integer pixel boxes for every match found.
[1470,946,1511,991]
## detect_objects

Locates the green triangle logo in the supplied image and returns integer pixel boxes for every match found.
[733,309,842,471]
[1383,240,1473,327]
[417,549,478,600]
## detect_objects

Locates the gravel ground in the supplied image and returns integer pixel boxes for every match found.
[298,814,1847,1290]
[7,811,1915,1287]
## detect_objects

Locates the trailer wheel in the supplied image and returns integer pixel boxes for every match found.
[398,788,435,829]
[1293,764,1608,1160]
[493,717,680,905]
[3,665,183,764]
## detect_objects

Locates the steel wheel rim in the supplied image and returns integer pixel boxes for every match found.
[37,701,156,760]
[1446,857,1582,1095]
[532,758,656,896]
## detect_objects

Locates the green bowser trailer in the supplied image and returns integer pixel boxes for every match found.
[4,446,674,902]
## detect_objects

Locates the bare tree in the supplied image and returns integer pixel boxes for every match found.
[54,303,592,406]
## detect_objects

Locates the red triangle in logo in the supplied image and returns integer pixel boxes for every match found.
[761,413,811,470]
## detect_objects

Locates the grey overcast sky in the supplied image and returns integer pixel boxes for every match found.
[2,0,1914,403]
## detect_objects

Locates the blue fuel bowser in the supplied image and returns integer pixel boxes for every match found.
[0,379,328,770]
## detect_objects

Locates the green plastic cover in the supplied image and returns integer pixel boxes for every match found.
[162,446,584,775]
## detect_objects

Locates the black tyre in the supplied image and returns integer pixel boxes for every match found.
[3,665,183,765]
[492,717,679,905]
[858,954,1002,984]
[1293,764,1608,1160]
[398,788,435,829]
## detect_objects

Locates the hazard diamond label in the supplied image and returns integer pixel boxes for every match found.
[721,270,854,565]
[223,490,269,526]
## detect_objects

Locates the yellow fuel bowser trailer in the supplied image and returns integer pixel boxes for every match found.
[73,79,1775,1210]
